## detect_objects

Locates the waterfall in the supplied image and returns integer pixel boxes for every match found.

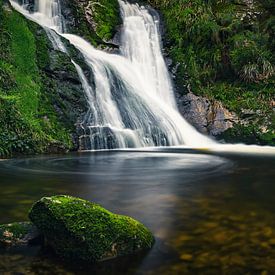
[119,1,176,108]
[10,0,215,149]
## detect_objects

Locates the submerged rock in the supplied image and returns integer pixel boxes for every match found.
[29,195,154,262]
[0,222,40,247]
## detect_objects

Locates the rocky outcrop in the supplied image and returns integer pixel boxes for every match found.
[176,91,274,145]
[29,24,91,151]
[177,92,238,137]
[29,195,154,262]
[60,0,121,48]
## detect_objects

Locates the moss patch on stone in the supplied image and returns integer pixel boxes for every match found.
[63,0,121,47]
[29,195,154,262]
[0,222,36,247]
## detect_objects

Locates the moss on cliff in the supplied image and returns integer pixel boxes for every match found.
[88,0,121,42]
[29,195,154,262]
[63,0,121,46]
[0,1,78,157]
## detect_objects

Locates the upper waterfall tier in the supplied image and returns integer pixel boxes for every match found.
[10,0,214,149]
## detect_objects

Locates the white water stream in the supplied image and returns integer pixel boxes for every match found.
[9,0,275,155]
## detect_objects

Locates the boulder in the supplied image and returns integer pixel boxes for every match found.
[29,195,154,262]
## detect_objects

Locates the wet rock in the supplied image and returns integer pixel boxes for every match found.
[177,92,238,137]
[32,26,90,151]
[29,195,154,262]
[78,134,92,151]
[0,222,41,247]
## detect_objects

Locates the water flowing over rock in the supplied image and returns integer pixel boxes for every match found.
[10,0,214,150]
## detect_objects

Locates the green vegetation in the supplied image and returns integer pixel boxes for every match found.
[92,0,121,41]
[147,0,274,144]
[0,222,33,246]
[29,195,154,262]
[0,1,73,157]
[68,0,121,46]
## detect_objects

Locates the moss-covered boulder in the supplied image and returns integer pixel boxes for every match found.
[0,222,40,247]
[29,195,154,262]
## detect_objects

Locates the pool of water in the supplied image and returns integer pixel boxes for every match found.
[0,150,275,274]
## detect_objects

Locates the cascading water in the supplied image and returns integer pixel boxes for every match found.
[119,1,176,108]
[10,0,215,149]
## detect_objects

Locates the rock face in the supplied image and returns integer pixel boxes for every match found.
[0,222,40,247]
[60,0,121,48]
[29,195,154,262]
[177,92,238,137]
[30,25,92,151]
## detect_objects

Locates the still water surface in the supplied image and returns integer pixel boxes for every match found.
[0,151,274,274]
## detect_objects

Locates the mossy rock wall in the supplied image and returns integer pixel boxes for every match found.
[0,0,91,156]
[0,0,125,157]
[60,0,121,47]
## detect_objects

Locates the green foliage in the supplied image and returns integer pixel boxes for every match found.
[68,0,121,46]
[0,97,41,156]
[219,124,275,146]
[149,0,274,85]
[0,61,16,91]
[201,82,274,114]
[230,32,274,83]
[29,195,154,262]
[0,2,72,157]
[148,0,274,144]
[92,0,121,41]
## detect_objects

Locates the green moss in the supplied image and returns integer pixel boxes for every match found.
[0,1,73,157]
[0,222,33,246]
[219,124,275,146]
[29,195,154,262]
[67,0,121,46]
[27,21,51,70]
[91,0,121,41]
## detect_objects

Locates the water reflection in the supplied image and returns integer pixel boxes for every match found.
[0,152,274,274]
